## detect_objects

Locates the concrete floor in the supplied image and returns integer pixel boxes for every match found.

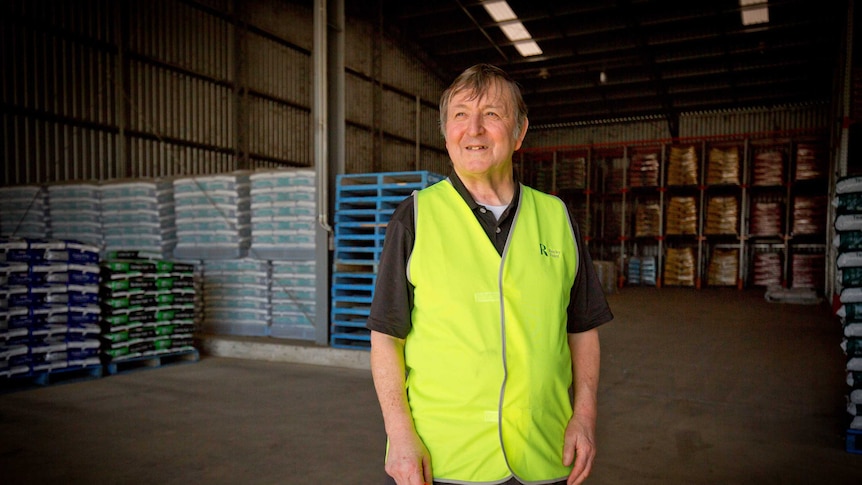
[1,287,861,484]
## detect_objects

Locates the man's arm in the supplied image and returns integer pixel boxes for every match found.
[370,330,432,485]
[562,328,601,485]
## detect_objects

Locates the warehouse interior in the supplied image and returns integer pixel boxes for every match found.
[1,0,862,483]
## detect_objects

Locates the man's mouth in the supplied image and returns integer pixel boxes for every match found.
[466,145,487,151]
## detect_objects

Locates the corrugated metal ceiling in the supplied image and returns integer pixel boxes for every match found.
[361,0,848,134]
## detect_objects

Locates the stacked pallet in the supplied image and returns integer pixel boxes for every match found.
[751,250,782,287]
[704,196,739,235]
[270,260,316,340]
[605,158,626,192]
[665,196,697,235]
[0,186,49,239]
[794,143,826,181]
[628,152,660,188]
[248,169,316,260]
[663,247,695,286]
[634,202,661,237]
[707,146,740,185]
[792,195,828,236]
[1,238,102,381]
[100,256,196,365]
[101,180,176,259]
[752,149,785,186]
[791,253,824,290]
[173,172,251,260]
[667,146,698,186]
[200,259,269,337]
[626,256,656,286]
[834,175,862,448]
[557,156,586,190]
[330,171,443,349]
[47,183,103,247]
[707,248,738,286]
[749,200,784,237]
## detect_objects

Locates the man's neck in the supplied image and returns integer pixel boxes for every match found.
[456,170,515,206]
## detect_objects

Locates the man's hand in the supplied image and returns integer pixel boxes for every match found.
[385,429,433,485]
[562,413,596,485]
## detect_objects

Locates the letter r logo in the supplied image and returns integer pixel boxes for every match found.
[539,243,548,256]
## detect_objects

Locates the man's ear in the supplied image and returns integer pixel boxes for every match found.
[514,117,529,151]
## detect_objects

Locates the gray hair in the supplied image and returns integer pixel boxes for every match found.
[439,64,528,140]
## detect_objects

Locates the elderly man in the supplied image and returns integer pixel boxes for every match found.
[368,63,613,485]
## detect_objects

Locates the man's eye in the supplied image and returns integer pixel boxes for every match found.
[486,112,500,118]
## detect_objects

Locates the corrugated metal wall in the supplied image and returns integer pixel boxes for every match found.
[342,16,448,175]
[1,0,448,186]
[525,103,830,150]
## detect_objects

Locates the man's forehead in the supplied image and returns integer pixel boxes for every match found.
[449,83,510,107]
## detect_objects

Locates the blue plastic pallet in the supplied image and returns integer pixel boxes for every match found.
[1,364,103,392]
[335,194,411,213]
[847,428,862,454]
[330,328,371,350]
[336,171,443,195]
[103,349,200,375]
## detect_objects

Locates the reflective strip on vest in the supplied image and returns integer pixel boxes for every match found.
[406,180,578,483]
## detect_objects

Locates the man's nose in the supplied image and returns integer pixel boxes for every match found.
[468,113,484,136]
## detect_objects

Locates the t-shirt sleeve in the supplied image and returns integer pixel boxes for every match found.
[366,196,415,339]
[567,219,614,333]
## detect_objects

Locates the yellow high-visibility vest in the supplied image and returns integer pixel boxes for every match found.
[405,179,578,483]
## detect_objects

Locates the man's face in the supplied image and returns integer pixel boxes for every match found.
[443,81,527,178]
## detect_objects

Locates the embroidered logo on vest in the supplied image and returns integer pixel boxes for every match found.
[539,243,561,258]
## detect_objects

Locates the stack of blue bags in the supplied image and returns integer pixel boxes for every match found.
[173,173,250,260]
[249,169,316,261]
[0,237,101,378]
[100,179,177,259]
[201,259,270,336]
[47,183,102,247]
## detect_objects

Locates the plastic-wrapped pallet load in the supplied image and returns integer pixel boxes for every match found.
[628,152,660,188]
[794,143,826,181]
[0,186,49,239]
[751,251,782,287]
[704,196,739,235]
[201,259,269,337]
[627,257,641,285]
[750,200,784,236]
[667,146,698,186]
[752,149,785,186]
[641,256,657,286]
[248,169,316,261]
[557,156,586,190]
[635,202,661,237]
[100,257,196,363]
[663,247,695,286]
[665,196,698,235]
[706,146,740,185]
[833,174,862,444]
[270,260,316,340]
[1,238,101,381]
[47,183,103,247]
[792,195,828,235]
[173,172,250,260]
[100,179,176,259]
[707,248,739,286]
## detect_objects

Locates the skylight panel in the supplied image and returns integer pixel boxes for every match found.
[514,40,543,57]
[483,0,517,22]
[483,1,543,57]
[500,21,531,42]
[740,0,769,26]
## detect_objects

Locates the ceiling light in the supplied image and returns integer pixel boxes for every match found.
[500,21,531,42]
[514,40,543,57]
[483,0,517,22]
[740,0,769,25]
